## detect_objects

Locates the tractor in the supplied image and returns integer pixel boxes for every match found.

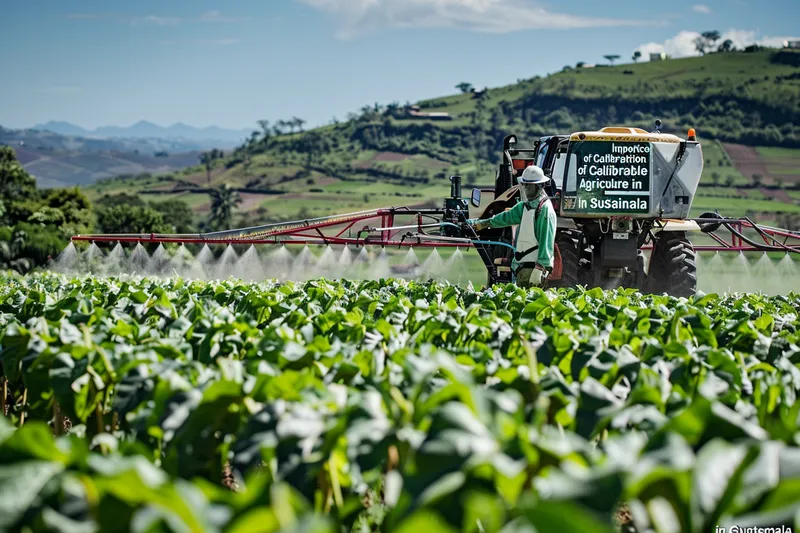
[468,123,705,297]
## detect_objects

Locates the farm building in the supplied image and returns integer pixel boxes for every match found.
[407,109,453,121]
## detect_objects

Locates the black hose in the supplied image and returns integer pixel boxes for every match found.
[742,217,799,253]
[722,221,799,253]
[391,207,444,224]
[698,212,723,233]
[659,141,687,198]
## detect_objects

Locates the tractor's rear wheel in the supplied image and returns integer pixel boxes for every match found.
[646,232,697,297]
[548,233,580,289]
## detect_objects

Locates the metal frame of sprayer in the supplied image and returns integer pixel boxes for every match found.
[71,183,800,249]
[71,175,512,253]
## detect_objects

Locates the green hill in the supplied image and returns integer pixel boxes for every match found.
[87,49,800,231]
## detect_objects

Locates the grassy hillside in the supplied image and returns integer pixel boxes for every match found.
[86,49,800,231]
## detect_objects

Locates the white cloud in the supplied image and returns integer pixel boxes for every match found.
[635,29,799,60]
[636,30,700,58]
[692,4,712,14]
[297,0,662,39]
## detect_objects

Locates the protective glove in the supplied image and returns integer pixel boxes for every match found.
[529,267,544,287]
[467,219,489,232]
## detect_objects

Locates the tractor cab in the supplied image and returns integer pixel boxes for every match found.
[532,135,570,206]
[473,134,570,219]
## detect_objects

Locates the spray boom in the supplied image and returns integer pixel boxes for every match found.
[71,206,800,254]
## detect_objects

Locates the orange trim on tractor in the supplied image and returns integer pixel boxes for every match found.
[511,159,534,170]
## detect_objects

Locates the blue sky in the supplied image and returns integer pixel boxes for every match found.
[2,0,798,131]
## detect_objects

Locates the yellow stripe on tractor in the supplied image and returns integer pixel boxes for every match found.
[570,127,682,144]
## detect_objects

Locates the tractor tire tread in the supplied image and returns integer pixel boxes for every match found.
[648,233,697,297]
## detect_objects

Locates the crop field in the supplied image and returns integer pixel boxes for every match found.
[2,273,800,532]
[756,147,800,182]
[689,195,800,217]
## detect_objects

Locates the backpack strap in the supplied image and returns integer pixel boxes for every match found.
[535,196,548,218]
[514,246,538,263]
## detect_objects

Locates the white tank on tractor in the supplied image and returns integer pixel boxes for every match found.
[560,126,703,220]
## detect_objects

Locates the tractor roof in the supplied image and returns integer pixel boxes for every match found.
[570,127,682,143]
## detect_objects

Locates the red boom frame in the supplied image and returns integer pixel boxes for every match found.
[71,209,800,254]
[71,208,466,248]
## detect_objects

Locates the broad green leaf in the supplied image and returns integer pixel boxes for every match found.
[0,461,65,529]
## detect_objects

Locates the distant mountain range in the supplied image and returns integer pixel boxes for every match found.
[32,120,252,148]
[1,125,206,188]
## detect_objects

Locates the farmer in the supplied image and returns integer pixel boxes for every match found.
[468,165,556,288]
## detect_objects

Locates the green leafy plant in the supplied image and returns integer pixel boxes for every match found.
[1,273,799,532]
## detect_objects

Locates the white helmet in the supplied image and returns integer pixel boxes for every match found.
[518,165,548,202]
[518,165,549,185]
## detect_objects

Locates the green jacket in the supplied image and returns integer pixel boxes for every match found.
[482,191,557,270]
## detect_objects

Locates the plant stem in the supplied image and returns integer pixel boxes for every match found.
[1,378,6,417]
[329,459,343,509]
[53,401,64,437]
[318,469,331,514]
[96,404,104,435]
[19,388,27,427]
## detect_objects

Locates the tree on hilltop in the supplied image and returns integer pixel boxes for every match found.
[604,54,621,65]
[386,101,400,117]
[274,120,288,135]
[247,131,260,149]
[456,82,474,94]
[694,37,708,55]
[703,30,721,46]
[257,120,272,143]
[292,117,306,133]
[694,30,721,55]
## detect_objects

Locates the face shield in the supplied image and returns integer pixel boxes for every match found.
[520,183,540,202]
